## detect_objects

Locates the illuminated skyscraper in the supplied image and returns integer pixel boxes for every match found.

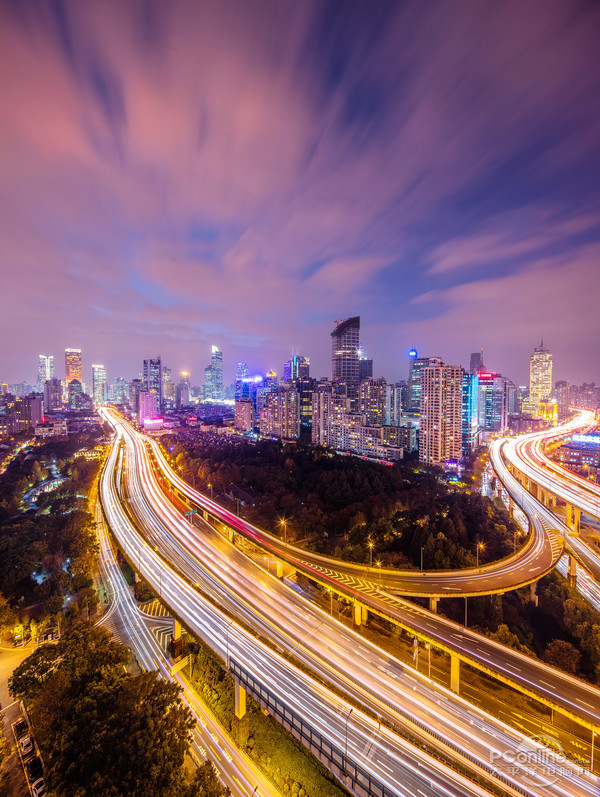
[139,390,159,424]
[235,362,248,400]
[91,364,107,406]
[38,355,54,391]
[331,317,359,386]
[204,346,223,401]
[419,359,462,466]
[43,378,62,413]
[407,350,436,414]
[143,357,162,409]
[525,341,553,416]
[359,378,391,426]
[65,348,82,384]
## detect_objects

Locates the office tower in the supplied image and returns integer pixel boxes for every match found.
[204,346,223,401]
[129,378,142,413]
[139,390,159,424]
[477,372,508,432]
[43,378,63,413]
[461,371,480,459]
[419,360,462,466]
[235,398,254,432]
[331,317,360,401]
[259,386,300,440]
[114,377,129,403]
[470,348,485,375]
[555,381,570,417]
[91,364,107,406]
[284,354,310,382]
[176,380,190,408]
[143,357,162,408]
[15,394,44,431]
[68,379,83,409]
[408,351,436,414]
[65,348,82,384]
[525,341,552,416]
[359,378,391,426]
[235,363,248,400]
[38,355,54,391]
[359,356,373,382]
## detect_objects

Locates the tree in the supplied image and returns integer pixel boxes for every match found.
[9,643,61,701]
[544,639,581,674]
[187,760,231,796]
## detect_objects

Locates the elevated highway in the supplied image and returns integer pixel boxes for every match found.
[99,408,600,795]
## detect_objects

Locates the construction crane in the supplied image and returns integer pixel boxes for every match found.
[334,306,349,327]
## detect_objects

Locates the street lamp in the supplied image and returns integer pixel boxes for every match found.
[513,530,522,553]
[279,518,287,544]
[368,540,374,568]
[208,482,213,500]
[376,560,382,582]
[420,546,424,572]
[476,542,484,568]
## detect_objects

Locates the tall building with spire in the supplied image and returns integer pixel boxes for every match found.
[525,340,553,416]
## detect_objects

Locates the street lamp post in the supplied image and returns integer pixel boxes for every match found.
[280,519,287,544]
[421,546,424,571]
[368,540,374,568]
[426,643,431,678]
[476,542,484,568]
[208,482,213,500]
[376,561,382,582]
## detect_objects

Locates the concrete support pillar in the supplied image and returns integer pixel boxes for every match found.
[568,556,577,588]
[429,597,439,613]
[173,618,181,640]
[276,560,283,579]
[549,494,556,509]
[228,528,234,543]
[509,497,514,518]
[450,654,460,694]
[530,580,538,606]
[574,507,581,534]
[202,509,208,521]
[171,619,182,659]
[353,600,363,626]
[234,679,246,719]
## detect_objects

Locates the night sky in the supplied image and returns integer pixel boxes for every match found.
[1,0,599,387]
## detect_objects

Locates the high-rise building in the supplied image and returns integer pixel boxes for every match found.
[331,317,360,400]
[38,355,54,391]
[259,386,300,440]
[68,379,83,410]
[15,394,44,431]
[469,349,485,375]
[235,363,248,400]
[204,346,223,401]
[91,364,107,406]
[139,390,159,424]
[176,380,190,408]
[43,378,63,413]
[359,377,391,426]
[477,372,508,432]
[65,348,82,384]
[234,398,254,433]
[461,371,480,459]
[143,357,162,409]
[114,377,129,403]
[525,341,552,416]
[407,351,436,414]
[129,378,142,413]
[284,354,310,383]
[419,360,462,466]
[555,380,570,417]
[359,356,373,382]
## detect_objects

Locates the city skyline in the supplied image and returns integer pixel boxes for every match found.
[1,1,599,385]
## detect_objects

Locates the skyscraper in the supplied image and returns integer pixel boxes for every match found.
[331,317,360,404]
[469,349,485,375]
[91,364,107,406]
[419,359,462,466]
[129,378,142,413]
[461,371,480,459]
[43,378,62,413]
[525,341,553,416]
[38,355,54,391]
[65,348,82,384]
[555,380,570,417]
[139,390,159,424]
[407,350,436,414]
[143,357,162,409]
[204,346,224,401]
[359,378,391,426]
